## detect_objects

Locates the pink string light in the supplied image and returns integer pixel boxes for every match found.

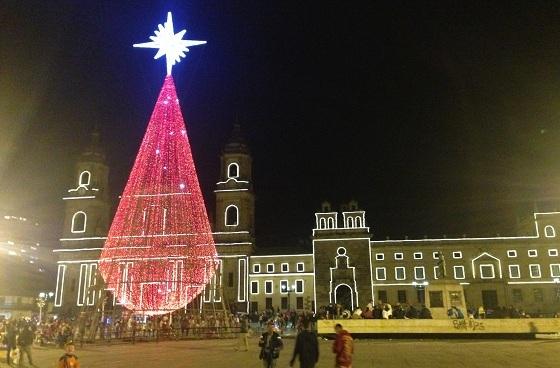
[99,76,217,315]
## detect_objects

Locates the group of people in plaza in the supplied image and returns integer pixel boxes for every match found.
[258,318,353,368]
[319,300,433,320]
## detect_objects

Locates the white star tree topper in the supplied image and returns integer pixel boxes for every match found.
[134,12,206,75]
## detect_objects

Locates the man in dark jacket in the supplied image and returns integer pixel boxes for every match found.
[259,321,283,368]
[18,324,35,366]
[289,320,319,368]
[4,322,17,366]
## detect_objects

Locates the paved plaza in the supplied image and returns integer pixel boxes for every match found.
[3,336,560,368]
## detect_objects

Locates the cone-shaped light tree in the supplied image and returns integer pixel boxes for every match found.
[98,13,216,315]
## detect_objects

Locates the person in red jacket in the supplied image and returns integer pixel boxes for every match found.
[332,323,353,368]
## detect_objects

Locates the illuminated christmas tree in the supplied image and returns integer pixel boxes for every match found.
[98,13,216,315]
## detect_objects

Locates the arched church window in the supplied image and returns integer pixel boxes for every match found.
[327,217,335,229]
[545,225,556,238]
[225,205,239,226]
[227,163,239,179]
[71,211,87,233]
[79,171,91,187]
[319,218,326,229]
[347,217,354,228]
[355,216,362,227]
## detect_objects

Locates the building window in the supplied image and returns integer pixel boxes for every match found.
[280,280,288,294]
[394,253,404,260]
[550,264,560,278]
[395,267,406,280]
[544,225,556,238]
[529,264,541,278]
[267,264,274,273]
[228,272,234,287]
[296,297,304,309]
[413,252,423,260]
[512,288,523,303]
[327,217,335,228]
[265,281,273,294]
[296,262,304,272]
[507,250,517,258]
[433,266,440,279]
[71,211,87,233]
[281,263,289,273]
[78,171,91,187]
[253,264,261,273]
[397,290,407,303]
[453,266,465,279]
[433,251,440,259]
[479,264,495,279]
[227,163,239,178]
[266,297,273,310]
[533,288,544,302]
[319,218,326,229]
[346,217,355,228]
[251,281,259,294]
[549,249,559,257]
[509,265,521,279]
[378,290,388,304]
[375,253,384,261]
[355,216,363,227]
[225,205,239,226]
[452,251,462,259]
[295,279,304,293]
[414,266,425,280]
[376,267,387,280]
[528,249,538,257]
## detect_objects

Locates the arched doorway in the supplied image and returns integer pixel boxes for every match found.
[334,284,353,311]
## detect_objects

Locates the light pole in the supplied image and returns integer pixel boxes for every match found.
[281,283,297,310]
[37,291,54,324]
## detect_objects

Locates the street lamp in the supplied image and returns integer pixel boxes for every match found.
[281,283,296,310]
[37,291,54,324]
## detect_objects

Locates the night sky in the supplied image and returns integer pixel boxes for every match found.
[2,2,560,248]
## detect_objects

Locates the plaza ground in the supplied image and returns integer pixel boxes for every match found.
[3,336,560,368]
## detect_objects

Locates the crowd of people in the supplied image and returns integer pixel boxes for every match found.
[318,300,433,320]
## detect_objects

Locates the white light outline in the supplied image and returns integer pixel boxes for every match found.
[375,253,384,261]
[281,263,289,273]
[279,280,289,294]
[452,251,463,259]
[250,280,259,294]
[328,247,359,308]
[227,162,240,179]
[216,177,249,185]
[528,249,538,257]
[266,263,274,273]
[296,262,305,272]
[77,263,88,306]
[414,266,426,280]
[375,267,387,281]
[71,211,87,233]
[133,12,206,76]
[453,265,465,280]
[237,258,247,302]
[508,264,521,279]
[225,204,239,227]
[479,264,495,279]
[342,211,366,229]
[507,250,517,258]
[394,252,404,260]
[79,171,91,186]
[471,252,503,279]
[54,264,66,307]
[395,266,406,281]
[251,254,314,258]
[544,225,556,238]
[253,263,261,273]
[249,272,315,277]
[264,280,273,295]
[550,264,560,278]
[214,188,249,193]
[62,196,96,201]
[295,279,304,294]
[548,249,559,257]
[433,266,439,279]
[529,264,541,278]
[333,283,354,311]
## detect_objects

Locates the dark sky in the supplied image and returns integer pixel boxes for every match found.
[2,1,560,247]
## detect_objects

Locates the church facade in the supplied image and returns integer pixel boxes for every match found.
[54,127,560,317]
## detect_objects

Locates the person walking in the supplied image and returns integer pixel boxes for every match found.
[289,320,319,368]
[57,342,80,368]
[332,323,353,368]
[4,322,17,366]
[258,321,283,368]
[18,324,35,366]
